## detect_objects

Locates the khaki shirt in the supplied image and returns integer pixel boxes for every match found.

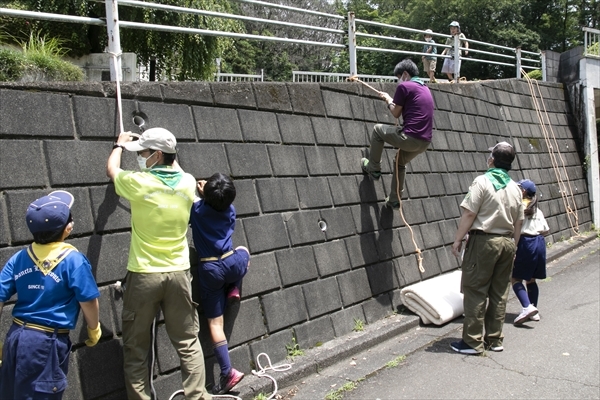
[461,174,524,235]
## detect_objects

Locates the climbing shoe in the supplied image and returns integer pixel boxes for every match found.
[361,158,381,180]
[385,196,400,210]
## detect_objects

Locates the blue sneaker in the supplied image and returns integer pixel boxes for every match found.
[361,158,381,180]
[450,340,482,355]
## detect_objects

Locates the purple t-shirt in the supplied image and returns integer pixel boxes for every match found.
[392,80,434,142]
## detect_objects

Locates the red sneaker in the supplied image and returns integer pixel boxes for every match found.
[227,286,240,302]
[213,368,244,394]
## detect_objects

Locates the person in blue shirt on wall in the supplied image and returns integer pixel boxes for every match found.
[0,190,101,399]
[190,173,250,395]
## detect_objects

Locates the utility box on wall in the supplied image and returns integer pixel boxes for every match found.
[71,52,138,82]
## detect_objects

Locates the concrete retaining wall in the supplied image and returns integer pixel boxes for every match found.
[0,78,592,399]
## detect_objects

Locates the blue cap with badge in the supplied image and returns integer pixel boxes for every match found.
[26,190,74,234]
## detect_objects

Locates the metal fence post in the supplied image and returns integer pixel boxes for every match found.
[516,46,522,78]
[348,12,357,76]
[541,51,547,82]
[453,34,460,82]
[105,0,122,82]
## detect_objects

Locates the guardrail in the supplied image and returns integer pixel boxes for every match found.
[293,72,396,83]
[216,70,264,82]
[0,0,543,83]
[583,27,600,58]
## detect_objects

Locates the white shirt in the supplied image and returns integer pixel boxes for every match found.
[521,208,549,236]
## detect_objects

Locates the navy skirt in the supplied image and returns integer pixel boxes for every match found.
[512,235,547,280]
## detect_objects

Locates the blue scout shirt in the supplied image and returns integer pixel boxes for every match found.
[0,243,100,330]
[190,199,236,259]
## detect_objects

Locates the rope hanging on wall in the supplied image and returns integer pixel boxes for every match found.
[107,50,124,136]
[394,154,424,273]
[521,69,580,235]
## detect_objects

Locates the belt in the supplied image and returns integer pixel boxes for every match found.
[520,233,539,238]
[469,230,512,238]
[200,250,234,262]
[13,317,70,334]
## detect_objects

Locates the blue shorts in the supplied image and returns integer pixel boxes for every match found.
[197,248,250,319]
[512,235,547,281]
[0,323,71,399]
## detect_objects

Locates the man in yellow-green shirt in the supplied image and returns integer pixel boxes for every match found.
[107,128,211,400]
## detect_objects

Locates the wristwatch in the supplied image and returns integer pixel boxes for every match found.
[112,143,125,150]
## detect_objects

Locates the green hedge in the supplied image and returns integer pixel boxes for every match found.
[0,47,84,82]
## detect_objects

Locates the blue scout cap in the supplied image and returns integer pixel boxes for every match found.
[518,179,537,196]
[26,190,74,234]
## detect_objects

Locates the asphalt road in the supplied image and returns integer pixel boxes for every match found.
[281,238,599,400]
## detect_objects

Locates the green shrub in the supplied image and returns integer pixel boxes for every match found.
[0,30,83,82]
[0,49,26,81]
[526,69,542,80]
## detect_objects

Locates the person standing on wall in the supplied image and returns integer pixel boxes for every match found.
[422,29,438,83]
[107,128,211,400]
[441,21,469,83]
[360,58,435,209]
[0,190,101,399]
[451,142,524,354]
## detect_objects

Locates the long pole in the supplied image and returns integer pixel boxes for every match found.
[105,0,124,133]
[348,12,357,77]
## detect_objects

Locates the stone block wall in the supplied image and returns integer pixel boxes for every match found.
[0,78,592,399]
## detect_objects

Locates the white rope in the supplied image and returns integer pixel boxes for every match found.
[107,49,124,134]
[251,353,293,400]
[150,317,158,399]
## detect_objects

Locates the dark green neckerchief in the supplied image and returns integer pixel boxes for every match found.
[485,168,511,190]
[410,76,425,86]
[149,166,183,189]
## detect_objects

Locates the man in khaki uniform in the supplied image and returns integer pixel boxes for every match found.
[451,142,524,354]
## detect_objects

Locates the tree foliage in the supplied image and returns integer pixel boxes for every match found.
[0,0,242,80]
[0,0,595,81]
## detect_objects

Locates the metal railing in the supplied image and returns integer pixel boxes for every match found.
[216,70,264,82]
[293,71,396,83]
[347,13,542,80]
[583,27,600,58]
[1,0,543,83]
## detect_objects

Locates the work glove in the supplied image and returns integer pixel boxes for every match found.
[85,324,102,347]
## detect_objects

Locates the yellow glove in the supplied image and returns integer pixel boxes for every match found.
[85,325,102,347]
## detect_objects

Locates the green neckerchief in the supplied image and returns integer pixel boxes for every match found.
[485,168,511,190]
[410,76,425,86]
[149,166,183,189]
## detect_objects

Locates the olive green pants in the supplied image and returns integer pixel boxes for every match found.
[460,234,516,351]
[366,124,430,202]
[122,270,211,400]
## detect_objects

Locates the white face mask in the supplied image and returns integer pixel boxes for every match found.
[137,152,157,171]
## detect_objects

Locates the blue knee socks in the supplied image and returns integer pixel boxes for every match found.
[512,282,531,308]
[527,282,539,306]
[213,340,231,376]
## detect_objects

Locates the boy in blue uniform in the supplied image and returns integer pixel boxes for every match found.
[0,190,101,399]
[190,173,250,394]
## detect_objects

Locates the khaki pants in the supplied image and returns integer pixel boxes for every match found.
[122,270,211,400]
[460,234,516,351]
[367,124,430,202]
